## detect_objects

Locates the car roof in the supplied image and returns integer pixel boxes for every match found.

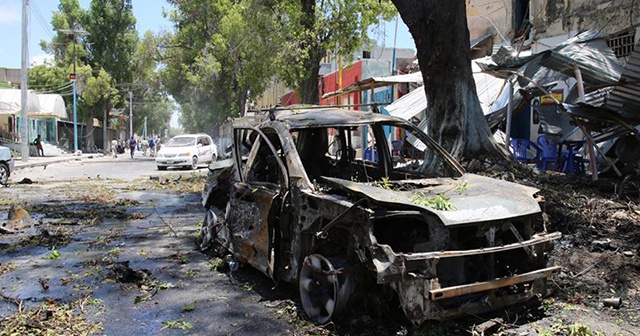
[172,134,209,138]
[235,106,409,129]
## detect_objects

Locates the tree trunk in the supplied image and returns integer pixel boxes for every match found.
[84,115,95,152]
[103,108,108,152]
[297,0,322,104]
[390,1,506,163]
[299,57,322,104]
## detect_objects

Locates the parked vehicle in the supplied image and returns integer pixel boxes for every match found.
[201,106,560,326]
[0,145,14,185]
[155,134,217,170]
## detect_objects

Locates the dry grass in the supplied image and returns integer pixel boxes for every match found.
[0,296,102,335]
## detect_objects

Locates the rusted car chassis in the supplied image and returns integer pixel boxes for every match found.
[201,107,560,326]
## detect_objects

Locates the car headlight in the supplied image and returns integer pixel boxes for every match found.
[182,152,191,157]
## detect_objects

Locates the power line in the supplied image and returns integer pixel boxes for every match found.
[30,1,55,40]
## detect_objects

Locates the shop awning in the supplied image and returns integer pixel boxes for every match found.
[321,72,424,99]
[0,89,41,115]
[36,94,67,119]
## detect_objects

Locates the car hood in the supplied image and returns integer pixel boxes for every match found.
[321,174,541,226]
[158,146,197,155]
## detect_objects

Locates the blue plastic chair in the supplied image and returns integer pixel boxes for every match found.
[537,135,560,171]
[561,141,586,175]
[510,139,541,164]
[391,140,403,157]
[363,146,378,162]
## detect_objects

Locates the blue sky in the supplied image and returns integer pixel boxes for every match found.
[0,0,415,69]
[0,0,175,68]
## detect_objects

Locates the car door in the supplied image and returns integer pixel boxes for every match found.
[226,126,288,279]
[196,136,209,163]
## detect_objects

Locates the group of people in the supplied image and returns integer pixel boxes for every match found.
[110,136,156,159]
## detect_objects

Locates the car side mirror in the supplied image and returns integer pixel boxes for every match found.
[197,143,203,147]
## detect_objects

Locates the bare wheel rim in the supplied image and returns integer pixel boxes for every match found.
[299,254,354,324]
[191,156,198,169]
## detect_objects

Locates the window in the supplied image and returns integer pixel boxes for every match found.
[607,30,636,58]
[245,129,285,185]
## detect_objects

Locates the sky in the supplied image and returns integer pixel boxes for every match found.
[0,0,176,68]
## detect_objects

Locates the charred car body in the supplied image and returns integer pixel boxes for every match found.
[201,106,560,326]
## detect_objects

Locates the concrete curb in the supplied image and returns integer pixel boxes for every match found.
[13,153,155,170]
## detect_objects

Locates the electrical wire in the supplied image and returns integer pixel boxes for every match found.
[30,1,55,40]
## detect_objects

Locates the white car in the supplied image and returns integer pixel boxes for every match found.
[155,134,217,170]
[0,145,14,185]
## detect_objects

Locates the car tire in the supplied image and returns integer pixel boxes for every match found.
[0,163,8,185]
[191,156,198,170]
[157,166,167,171]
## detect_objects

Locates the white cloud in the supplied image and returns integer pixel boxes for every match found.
[0,5,21,25]
[30,53,53,66]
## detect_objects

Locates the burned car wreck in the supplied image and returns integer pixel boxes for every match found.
[201,106,560,326]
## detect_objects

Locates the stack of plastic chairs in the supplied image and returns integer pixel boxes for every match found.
[509,139,541,164]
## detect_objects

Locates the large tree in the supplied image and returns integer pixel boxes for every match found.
[129,31,173,138]
[390,1,505,165]
[163,0,397,130]
[163,0,283,133]
[85,0,137,85]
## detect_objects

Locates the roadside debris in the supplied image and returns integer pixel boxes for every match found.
[108,261,151,283]
[1,204,34,234]
[602,297,622,309]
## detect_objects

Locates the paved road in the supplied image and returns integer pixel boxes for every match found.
[11,153,211,183]
[1,157,297,336]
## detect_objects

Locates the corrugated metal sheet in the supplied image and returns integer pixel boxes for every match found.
[385,86,427,120]
[604,39,640,119]
[539,30,622,86]
[385,64,507,122]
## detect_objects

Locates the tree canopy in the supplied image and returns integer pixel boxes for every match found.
[30,0,172,150]
[162,0,397,133]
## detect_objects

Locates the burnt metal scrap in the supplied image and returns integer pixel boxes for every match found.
[201,106,559,326]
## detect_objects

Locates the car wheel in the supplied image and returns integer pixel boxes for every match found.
[299,254,355,325]
[191,156,198,170]
[0,163,8,185]
[157,166,167,171]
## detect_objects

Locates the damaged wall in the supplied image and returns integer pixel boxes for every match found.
[467,0,640,49]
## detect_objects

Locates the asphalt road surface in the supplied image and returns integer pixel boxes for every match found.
[0,158,300,335]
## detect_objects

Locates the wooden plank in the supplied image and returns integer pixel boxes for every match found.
[429,266,561,301]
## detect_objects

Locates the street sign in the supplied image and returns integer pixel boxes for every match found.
[69,73,77,81]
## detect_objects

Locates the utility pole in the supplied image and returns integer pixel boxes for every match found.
[59,28,88,153]
[20,0,29,162]
[129,92,133,139]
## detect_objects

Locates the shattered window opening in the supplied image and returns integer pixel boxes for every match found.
[607,30,636,58]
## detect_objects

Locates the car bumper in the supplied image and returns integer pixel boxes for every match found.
[377,231,561,323]
[156,158,190,167]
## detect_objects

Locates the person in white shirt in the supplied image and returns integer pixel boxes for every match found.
[111,137,119,158]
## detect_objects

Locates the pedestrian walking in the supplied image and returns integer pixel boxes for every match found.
[129,136,136,159]
[34,135,44,157]
[111,137,118,158]
[148,137,155,157]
